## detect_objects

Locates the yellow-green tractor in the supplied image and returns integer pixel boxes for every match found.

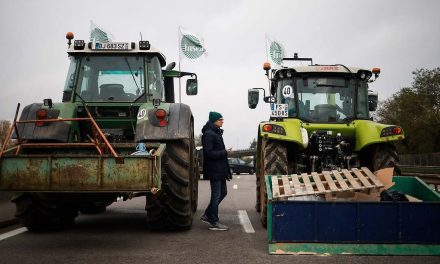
[248,54,404,226]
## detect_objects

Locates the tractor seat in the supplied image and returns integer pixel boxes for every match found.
[100,84,126,101]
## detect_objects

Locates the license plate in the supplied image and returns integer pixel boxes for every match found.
[270,103,288,117]
[93,42,130,50]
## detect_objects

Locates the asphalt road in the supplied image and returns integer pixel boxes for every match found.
[0,174,438,263]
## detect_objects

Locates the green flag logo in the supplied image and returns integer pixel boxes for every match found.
[270,41,283,65]
[181,34,206,59]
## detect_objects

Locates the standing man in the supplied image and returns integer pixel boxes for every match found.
[201,111,232,231]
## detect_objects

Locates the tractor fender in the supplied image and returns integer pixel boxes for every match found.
[14,103,70,142]
[258,120,307,149]
[135,103,193,141]
[354,120,405,151]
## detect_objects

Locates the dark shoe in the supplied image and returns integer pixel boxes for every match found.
[209,222,229,231]
[200,215,212,225]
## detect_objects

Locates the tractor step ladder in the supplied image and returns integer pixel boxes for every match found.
[270,167,384,200]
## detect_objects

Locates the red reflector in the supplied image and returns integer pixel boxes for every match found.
[263,124,273,132]
[36,109,47,119]
[159,120,168,126]
[393,127,402,134]
[36,109,47,127]
[155,109,166,119]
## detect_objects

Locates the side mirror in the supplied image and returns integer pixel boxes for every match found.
[186,79,198,95]
[248,89,259,109]
[368,91,378,111]
[165,62,176,70]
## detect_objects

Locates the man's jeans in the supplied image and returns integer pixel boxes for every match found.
[204,179,227,223]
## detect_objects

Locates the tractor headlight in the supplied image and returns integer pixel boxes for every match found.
[380,126,403,137]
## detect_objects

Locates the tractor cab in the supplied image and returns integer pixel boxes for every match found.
[271,66,376,123]
[249,57,380,124]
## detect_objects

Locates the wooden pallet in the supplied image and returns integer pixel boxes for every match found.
[270,167,384,199]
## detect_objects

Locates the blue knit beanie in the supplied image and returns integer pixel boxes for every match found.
[209,111,223,123]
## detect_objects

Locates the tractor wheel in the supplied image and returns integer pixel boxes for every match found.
[370,145,401,175]
[191,143,199,213]
[259,140,288,227]
[12,193,78,231]
[146,136,196,230]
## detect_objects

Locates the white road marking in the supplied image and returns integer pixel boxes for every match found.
[233,184,238,189]
[238,210,255,233]
[0,227,27,241]
[237,176,240,179]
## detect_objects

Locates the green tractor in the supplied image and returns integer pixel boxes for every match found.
[248,54,404,226]
[0,32,199,230]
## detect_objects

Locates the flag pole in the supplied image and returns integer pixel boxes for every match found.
[178,26,182,103]
[265,33,271,87]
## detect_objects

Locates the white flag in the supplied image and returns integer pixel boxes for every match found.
[266,34,285,69]
[179,27,207,61]
[90,20,114,43]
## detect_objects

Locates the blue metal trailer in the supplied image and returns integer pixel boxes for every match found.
[266,176,440,255]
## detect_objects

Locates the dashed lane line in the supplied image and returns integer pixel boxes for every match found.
[233,184,238,189]
[0,227,27,241]
[238,210,255,233]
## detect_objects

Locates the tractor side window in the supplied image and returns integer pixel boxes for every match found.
[357,83,369,118]
[277,79,297,117]
[62,57,78,102]
[146,56,164,101]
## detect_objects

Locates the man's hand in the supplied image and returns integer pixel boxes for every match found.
[227,171,232,181]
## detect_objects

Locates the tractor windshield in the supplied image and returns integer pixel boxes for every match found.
[277,76,369,123]
[69,55,163,103]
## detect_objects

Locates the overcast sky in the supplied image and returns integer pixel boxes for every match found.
[1,0,439,149]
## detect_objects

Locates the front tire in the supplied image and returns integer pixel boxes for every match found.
[258,140,288,227]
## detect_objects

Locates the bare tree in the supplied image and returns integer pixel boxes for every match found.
[249,138,257,149]
[0,120,11,147]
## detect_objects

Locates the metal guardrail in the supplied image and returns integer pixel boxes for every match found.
[401,165,440,192]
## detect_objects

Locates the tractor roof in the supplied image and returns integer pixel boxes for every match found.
[277,65,369,74]
[67,41,166,67]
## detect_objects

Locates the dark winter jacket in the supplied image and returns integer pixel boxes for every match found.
[202,121,230,180]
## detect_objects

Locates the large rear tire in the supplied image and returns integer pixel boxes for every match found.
[258,140,288,227]
[146,136,196,230]
[12,193,78,231]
